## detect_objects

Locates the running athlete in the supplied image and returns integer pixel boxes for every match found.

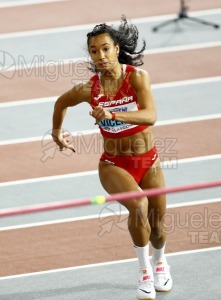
[52,16,172,300]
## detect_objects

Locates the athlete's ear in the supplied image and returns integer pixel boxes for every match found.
[116,44,120,56]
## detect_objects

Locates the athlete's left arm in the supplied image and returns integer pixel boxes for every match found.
[130,68,157,125]
[91,68,157,126]
[112,68,157,125]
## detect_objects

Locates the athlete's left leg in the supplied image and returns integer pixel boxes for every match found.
[139,158,173,292]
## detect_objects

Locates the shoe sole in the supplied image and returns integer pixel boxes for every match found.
[155,288,172,292]
[137,298,155,300]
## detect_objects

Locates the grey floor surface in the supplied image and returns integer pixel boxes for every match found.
[1,249,221,300]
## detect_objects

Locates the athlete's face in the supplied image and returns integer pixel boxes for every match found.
[88,33,119,72]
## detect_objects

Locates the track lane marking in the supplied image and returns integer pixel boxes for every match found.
[0,198,220,232]
[1,76,221,108]
[2,42,221,72]
[0,246,220,280]
[0,114,220,146]
[0,0,66,8]
[0,154,221,187]
[0,8,220,38]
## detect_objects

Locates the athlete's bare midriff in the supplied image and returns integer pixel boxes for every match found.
[102,127,154,156]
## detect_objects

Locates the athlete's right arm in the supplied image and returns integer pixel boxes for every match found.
[52,81,91,151]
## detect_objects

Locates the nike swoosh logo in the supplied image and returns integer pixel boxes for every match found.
[164,279,169,286]
[139,289,151,294]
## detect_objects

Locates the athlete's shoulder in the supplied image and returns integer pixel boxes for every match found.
[127,67,151,94]
[129,66,149,77]
[129,66,150,87]
[72,79,93,91]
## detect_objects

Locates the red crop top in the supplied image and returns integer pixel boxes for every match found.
[90,64,148,138]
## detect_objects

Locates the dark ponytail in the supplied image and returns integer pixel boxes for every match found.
[86,15,146,72]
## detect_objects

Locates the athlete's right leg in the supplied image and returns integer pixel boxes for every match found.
[99,161,156,300]
[99,161,150,247]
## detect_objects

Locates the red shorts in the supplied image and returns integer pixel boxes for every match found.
[100,146,158,184]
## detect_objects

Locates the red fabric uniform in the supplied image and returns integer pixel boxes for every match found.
[100,146,158,184]
[90,64,148,138]
[90,64,158,182]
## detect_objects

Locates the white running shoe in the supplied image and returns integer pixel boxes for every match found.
[136,271,156,300]
[150,259,173,292]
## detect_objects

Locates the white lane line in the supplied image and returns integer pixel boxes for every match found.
[147,41,221,54]
[1,76,221,108]
[0,129,100,145]
[0,0,66,8]
[0,113,220,146]
[2,41,221,73]
[0,8,220,38]
[0,154,221,187]
[0,246,220,280]
[169,154,221,165]
[0,198,220,232]
[155,113,221,126]
[0,170,99,187]
[0,96,57,108]
[152,76,221,89]
[168,198,221,208]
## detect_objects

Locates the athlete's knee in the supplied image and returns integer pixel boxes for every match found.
[150,222,165,239]
[126,197,148,216]
[127,198,149,228]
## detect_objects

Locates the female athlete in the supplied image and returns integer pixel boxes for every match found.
[52,16,172,300]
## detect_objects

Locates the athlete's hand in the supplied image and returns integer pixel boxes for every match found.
[89,106,112,125]
[51,129,75,152]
